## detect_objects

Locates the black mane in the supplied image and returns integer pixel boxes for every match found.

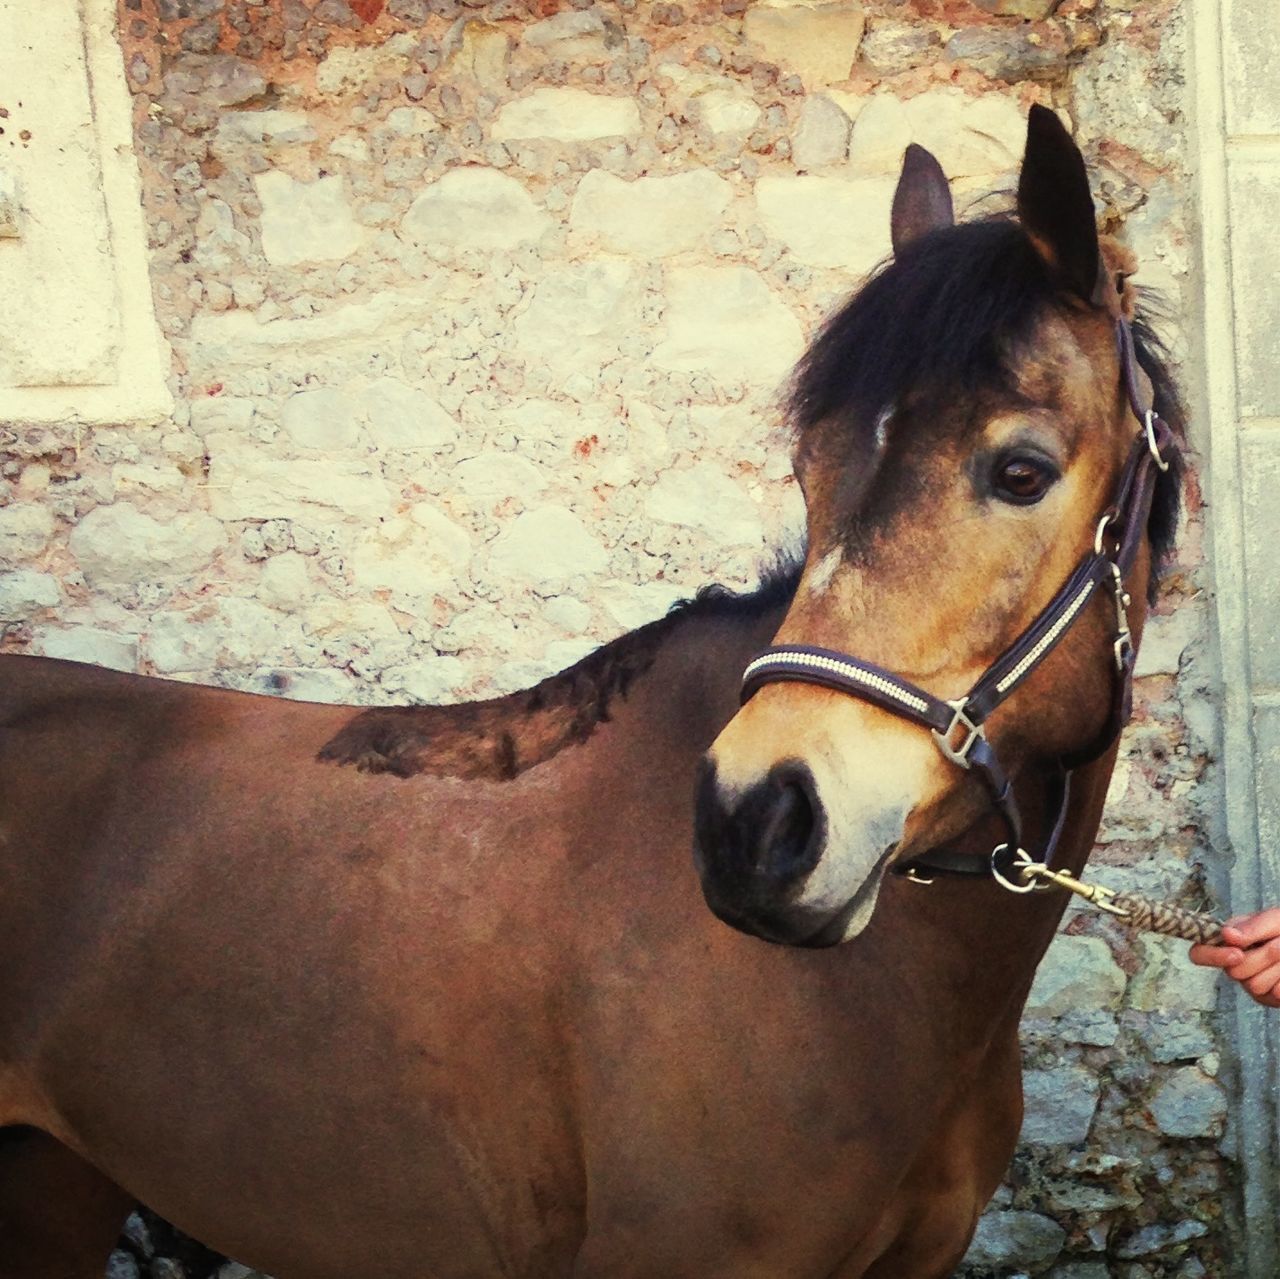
[787,217,1184,577]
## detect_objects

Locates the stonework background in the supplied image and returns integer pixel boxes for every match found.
[0,0,1246,1275]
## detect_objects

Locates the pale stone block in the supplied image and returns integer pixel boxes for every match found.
[189,290,439,369]
[1223,0,1280,136]
[1025,934,1126,1018]
[569,169,733,257]
[253,172,363,267]
[645,462,765,548]
[69,504,226,587]
[1127,935,1220,1013]
[1150,1068,1227,1138]
[1021,1064,1100,1145]
[492,88,641,142]
[488,506,609,590]
[904,89,1023,179]
[281,386,362,451]
[658,66,766,140]
[846,94,913,175]
[652,265,805,388]
[743,2,866,87]
[963,1211,1067,1272]
[409,504,473,568]
[401,169,551,251]
[515,260,639,380]
[381,659,467,705]
[206,437,394,523]
[0,570,60,618]
[972,0,1057,13]
[1240,434,1280,685]
[363,378,458,451]
[1228,163,1280,418]
[755,174,895,275]
[39,626,137,673]
[190,396,255,436]
[0,503,54,563]
[792,95,852,169]
[598,580,687,631]
[256,551,312,610]
[451,451,548,501]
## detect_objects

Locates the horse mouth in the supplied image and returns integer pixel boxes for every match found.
[706,842,899,949]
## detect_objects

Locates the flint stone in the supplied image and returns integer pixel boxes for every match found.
[1115,1219,1208,1259]
[859,20,940,74]
[569,169,732,256]
[492,88,641,141]
[402,169,551,251]
[105,1252,141,1279]
[163,55,266,107]
[522,9,608,60]
[70,504,225,588]
[755,174,895,274]
[1150,1068,1227,1138]
[1025,934,1126,1018]
[257,668,357,704]
[39,626,137,673]
[645,463,764,548]
[0,503,54,563]
[488,507,608,590]
[944,26,1068,83]
[963,1210,1066,1273]
[0,570,60,618]
[1137,1014,1215,1064]
[652,265,804,388]
[1021,1065,1100,1146]
[744,2,867,87]
[792,95,852,169]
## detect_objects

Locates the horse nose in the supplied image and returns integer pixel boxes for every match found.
[694,758,825,897]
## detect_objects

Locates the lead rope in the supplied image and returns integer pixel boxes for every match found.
[998,849,1223,945]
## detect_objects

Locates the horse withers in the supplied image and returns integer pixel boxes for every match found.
[0,106,1182,1278]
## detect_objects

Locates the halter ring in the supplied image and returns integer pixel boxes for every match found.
[1144,409,1170,473]
[991,845,1041,895]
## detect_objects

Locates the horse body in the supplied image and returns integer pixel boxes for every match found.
[0,604,1088,1278]
[0,107,1184,1277]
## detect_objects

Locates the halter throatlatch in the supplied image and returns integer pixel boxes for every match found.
[740,317,1178,889]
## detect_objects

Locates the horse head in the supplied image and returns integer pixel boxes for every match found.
[693,106,1183,948]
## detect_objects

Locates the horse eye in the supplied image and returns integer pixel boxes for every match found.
[992,455,1057,505]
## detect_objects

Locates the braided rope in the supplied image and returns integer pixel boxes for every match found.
[1109,893,1223,946]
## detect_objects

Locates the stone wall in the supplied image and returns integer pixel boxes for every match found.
[0,0,1247,1275]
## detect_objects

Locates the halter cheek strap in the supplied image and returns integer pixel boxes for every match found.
[740,317,1178,881]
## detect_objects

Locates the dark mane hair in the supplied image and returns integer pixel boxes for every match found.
[786,217,1184,578]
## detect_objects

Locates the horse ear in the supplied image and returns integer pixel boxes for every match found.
[1017,104,1108,306]
[891,144,954,256]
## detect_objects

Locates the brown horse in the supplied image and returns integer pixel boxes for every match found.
[0,107,1182,1278]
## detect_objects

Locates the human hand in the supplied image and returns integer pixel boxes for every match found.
[1190,908,1280,1008]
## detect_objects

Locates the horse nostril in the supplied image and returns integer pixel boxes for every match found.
[758,765,821,884]
[693,759,825,893]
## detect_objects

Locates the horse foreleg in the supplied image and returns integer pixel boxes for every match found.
[0,1126,136,1279]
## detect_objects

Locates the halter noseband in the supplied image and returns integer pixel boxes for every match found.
[739,317,1177,885]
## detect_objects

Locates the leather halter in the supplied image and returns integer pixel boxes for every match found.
[740,317,1177,884]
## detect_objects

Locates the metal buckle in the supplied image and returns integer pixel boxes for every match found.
[931,699,985,770]
[990,845,1040,894]
[1093,510,1118,556]
[903,866,935,886]
[1144,409,1170,473]
[1109,562,1132,673]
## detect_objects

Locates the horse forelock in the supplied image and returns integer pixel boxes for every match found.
[787,217,1183,587]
